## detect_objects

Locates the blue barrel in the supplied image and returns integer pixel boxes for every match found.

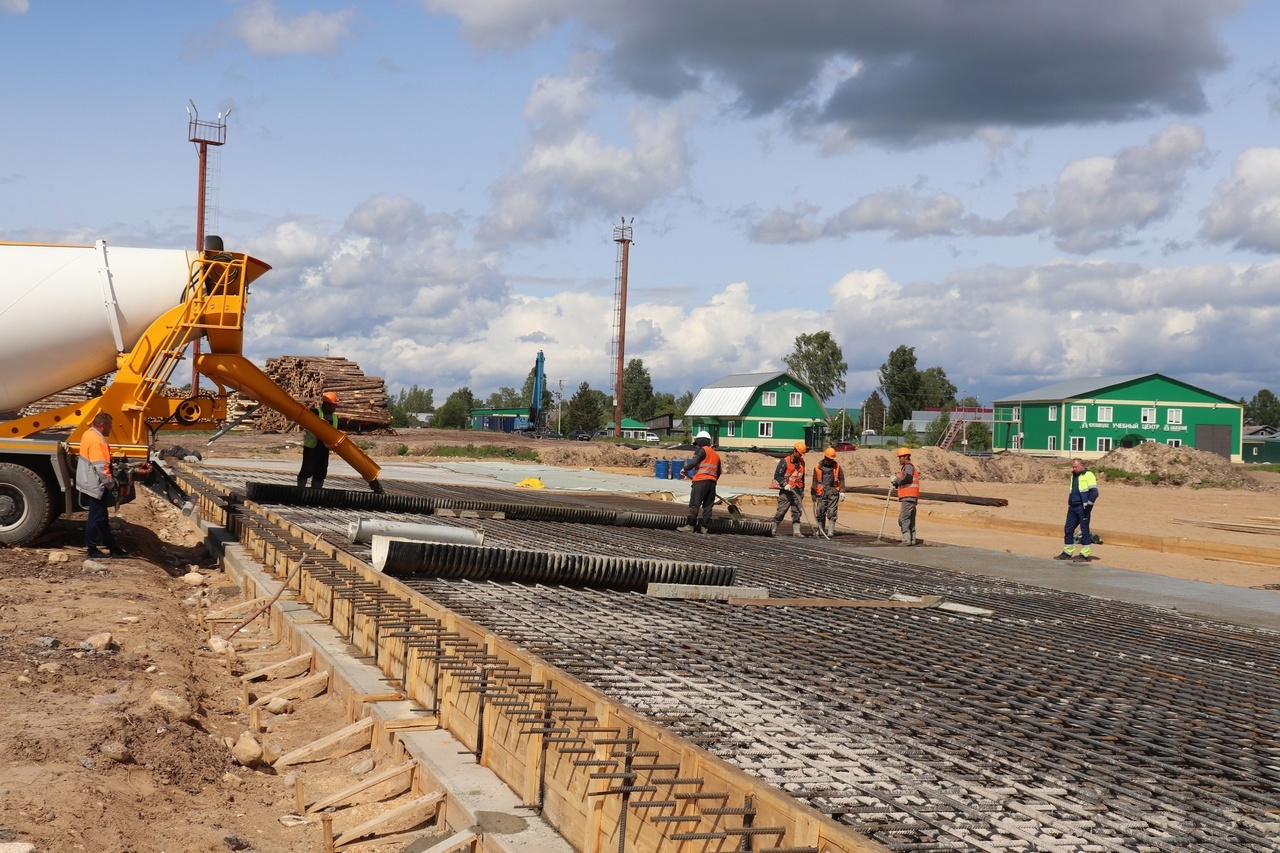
[654,459,669,479]
[669,459,680,479]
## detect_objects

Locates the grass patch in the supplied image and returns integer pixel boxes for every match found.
[432,444,539,462]
[1249,463,1280,474]
[396,444,410,456]
[357,440,375,451]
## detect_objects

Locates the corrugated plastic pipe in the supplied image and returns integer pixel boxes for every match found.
[347,518,485,546]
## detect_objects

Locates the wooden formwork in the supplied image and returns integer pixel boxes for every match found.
[181,469,888,853]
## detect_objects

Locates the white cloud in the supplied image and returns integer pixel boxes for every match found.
[478,75,690,244]
[824,190,967,240]
[1046,124,1205,252]
[231,0,358,58]
[1200,147,1280,252]
[0,0,29,15]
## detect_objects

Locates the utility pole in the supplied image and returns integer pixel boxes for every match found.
[557,379,564,432]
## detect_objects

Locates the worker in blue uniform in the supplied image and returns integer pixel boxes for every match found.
[1055,457,1099,563]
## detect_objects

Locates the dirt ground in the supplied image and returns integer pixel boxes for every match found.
[3,431,1278,852]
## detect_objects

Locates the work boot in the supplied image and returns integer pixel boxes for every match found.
[792,526,805,538]
[1053,551,1074,561]
[1073,553,1090,563]
[86,547,106,559]
[676,524,695,533]
[108,547,128,558]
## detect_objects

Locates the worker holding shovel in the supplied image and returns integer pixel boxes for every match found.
[811,447,845,537]
[890,447,921,546]
[770,441,808,537]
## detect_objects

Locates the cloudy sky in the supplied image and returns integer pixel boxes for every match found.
[4,0,1280,408]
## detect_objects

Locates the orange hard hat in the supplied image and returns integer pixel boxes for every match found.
[896,447,912,457]
[322,392,339,404]
[824,447,837,459]
[793,441,807,454]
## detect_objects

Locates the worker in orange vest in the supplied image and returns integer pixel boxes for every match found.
[891,447,921,545]
[75,412,127,558]
[811,447,845,537]
[297,391,340,489]
[677,430,721,533]
[771,441,808,537]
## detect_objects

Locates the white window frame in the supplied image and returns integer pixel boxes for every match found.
[1167,408,1182,425]
[1047,436,1057,451]
[1071,405,1086,422]
[1141,407,1157,424]
[1167,438,1182,448]
[1097,405,1113,423]
[789,392,802,407]
[1070,436,1085,452]
[1097,437,1113,452]
[762,391,777,407]
[1048,405,1058,422]
[758,421,773,438]
[726,421,736,437]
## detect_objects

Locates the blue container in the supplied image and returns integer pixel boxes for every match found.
[669,459,679,479]
[654,459,669,479]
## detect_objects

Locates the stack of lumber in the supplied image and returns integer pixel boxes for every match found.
[0,375,112,421]
[252,356,392,434]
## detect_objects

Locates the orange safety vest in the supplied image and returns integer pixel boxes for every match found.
[81,427,112,468]
[782,456,805,490]
[813,462,841,496]
[692,446,720,482]
[896,461,920,499]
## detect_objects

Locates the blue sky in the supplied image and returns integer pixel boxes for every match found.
[3,0,1279,410]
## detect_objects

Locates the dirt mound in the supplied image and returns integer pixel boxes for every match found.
[1096,443,1253,488]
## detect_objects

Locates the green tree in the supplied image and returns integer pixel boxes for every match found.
[903,424,920,446]
[621,358,656,421]
[434,387,475,430]
[861,391,886,434]
[674,390,694,415]
[650,391,677,415]
[783,331,847,403]
[1246,389,1280,427]
[878,345,921,428]
[485,386,522,408]
[387,384,434,428]
[565,382,606,432]
[918,366,958,409]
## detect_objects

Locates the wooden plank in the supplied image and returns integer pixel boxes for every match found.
[241,652,313,684]
[250,670,330,707]
[274,716,374,768]
[416,828,477,853]
[307,760,415,813]
[647,583,769,601]
[333,791,444,848]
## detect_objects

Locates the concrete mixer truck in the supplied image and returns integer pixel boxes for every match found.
[0,237,383,545]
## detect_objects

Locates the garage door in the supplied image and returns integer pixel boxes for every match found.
[1195,424,1232,459]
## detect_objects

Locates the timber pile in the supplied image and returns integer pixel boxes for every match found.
[252,356,392,434]
[1,375,112,421]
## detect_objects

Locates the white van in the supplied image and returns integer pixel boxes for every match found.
[642,432,660,443]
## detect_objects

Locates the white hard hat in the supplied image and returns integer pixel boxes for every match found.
[696,430,711,440]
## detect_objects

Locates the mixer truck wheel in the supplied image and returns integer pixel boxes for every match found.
[0,463,54,546]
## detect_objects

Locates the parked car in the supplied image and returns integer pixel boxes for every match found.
[831,441,857,451]
[534,430,564,440]
[641,432,660,443]
[566,430,591,441]
[592,429,612,439]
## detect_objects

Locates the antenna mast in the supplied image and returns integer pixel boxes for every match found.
[610,219,633,437]
[186,102,229,392]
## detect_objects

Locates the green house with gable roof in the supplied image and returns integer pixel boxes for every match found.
[684,372,828,450]
[992,374,1242,461]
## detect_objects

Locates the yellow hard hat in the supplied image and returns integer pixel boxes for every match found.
[896,447,912,457]
[322,391,339,404]
[793,441,807,454]
[824,447,837,459]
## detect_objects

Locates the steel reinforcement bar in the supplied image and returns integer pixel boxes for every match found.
[177,465,887,853]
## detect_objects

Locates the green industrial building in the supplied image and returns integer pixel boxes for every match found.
[992,374,1242,461]
[685,372,827,450]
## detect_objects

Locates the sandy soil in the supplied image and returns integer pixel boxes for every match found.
[3,430,1278,851]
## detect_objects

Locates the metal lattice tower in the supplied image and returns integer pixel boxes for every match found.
[610,220,633,437]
